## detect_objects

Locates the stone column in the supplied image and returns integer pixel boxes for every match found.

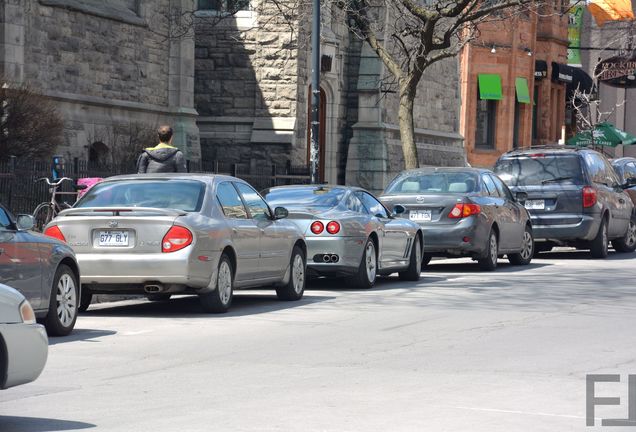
[345,43,389,193]
[169,0,201,162]
[0,0,25,83]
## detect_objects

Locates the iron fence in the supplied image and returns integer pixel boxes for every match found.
[0,158,310,215]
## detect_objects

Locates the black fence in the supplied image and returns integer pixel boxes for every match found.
[0,158,310,215]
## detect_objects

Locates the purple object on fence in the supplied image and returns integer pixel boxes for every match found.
[76,177,103,199]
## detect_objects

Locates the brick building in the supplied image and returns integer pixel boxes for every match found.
[194,1,465,192]
[0,0,201,166]
[460,3,571,167]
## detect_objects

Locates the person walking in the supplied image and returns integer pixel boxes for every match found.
[137,125,187,173]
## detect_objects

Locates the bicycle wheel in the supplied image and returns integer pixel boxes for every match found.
[33,203,54,232]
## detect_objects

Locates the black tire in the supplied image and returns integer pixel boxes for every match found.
[590,217,609,258]
[146,294,172,302]
[508,226,534,265]
[200,254,233,313]
[44,265,79,337]
[78,286,92,313]
[276,245,306,301]
[33,203,54,232]
[533,242,553,256]
[399,235,422,281]
[478,229,499,271]
[421,254,432,268]
[347,238,377,289]
[612,216,636,253]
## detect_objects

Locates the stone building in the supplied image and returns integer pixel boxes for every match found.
[194,1,464,192]
[460,1,571,167]
[0,0,200,166]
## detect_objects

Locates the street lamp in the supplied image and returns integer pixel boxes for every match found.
[309,0,320,184]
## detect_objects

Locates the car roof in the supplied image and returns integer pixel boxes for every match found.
[264,184,366,193]
[501,146,595,158]
[393,167,488,176]
[97,173,236,184]
[611,157,636,165]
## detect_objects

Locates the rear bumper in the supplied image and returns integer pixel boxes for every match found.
[305,236,365,275]
[530,214,600,241]
[0,323,48,389]
[413,218,487,256]
[77,248,218,290]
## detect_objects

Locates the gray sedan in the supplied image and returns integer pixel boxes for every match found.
[262,185,424,288]
[0,203,80,336]
[0,283,48,389]
[380,168,534,270]
[46,174,307,313]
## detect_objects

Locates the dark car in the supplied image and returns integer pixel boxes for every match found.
[0,203,80,336]
[379,167,534,271]
[494,147,635,258]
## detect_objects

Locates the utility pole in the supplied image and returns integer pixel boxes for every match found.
[310,0,320,184]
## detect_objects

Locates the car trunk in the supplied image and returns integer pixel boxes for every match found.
[52,208,184,254]
[381,194,468,226]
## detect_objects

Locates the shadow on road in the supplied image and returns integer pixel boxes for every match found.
[48,329,117,346]
[535,249,636,261]
[0,416,95,432]
[82,292,334,318]
[421,261,551,274]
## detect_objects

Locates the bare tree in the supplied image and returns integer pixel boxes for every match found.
[0,80,64,162]
[87,122,158,171]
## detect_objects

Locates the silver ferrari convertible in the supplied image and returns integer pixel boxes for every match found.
[262,185,424,288]
[44,174,307,313]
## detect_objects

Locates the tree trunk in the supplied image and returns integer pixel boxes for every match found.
[398,90,419,169]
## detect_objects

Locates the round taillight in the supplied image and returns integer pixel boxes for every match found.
[326,221,340,234]
[310,221,324,234]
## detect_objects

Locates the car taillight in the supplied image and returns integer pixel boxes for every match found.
[448,203,481,219]
[44,225,66,242]
[162,226,193,253]
[310,221,324,234]
[583,186,597,208]
[326,221,340,234]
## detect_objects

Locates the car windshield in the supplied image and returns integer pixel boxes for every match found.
[75,180,205,212]
[262,187,346,209]
[494,155,585,186]
[385,172,479,194]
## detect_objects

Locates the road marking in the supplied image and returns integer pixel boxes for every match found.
[431,404,589,420]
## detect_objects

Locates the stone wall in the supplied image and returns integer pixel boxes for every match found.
[0,0,200,163]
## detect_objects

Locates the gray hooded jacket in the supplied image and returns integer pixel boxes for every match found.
[137,144,187,173]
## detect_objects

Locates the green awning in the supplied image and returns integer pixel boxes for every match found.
[515,77,531,104]
[478,74,503,100]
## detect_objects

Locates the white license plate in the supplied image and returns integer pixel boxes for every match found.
[409,210,432,221]
[525,200,545,210]
[98,231,129,247]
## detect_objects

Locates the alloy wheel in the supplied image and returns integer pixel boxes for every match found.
[626,221,636,247]
[520,231,533,260]
[56,273,77,327]
[366,242,377,283]
[218,261,232,305]
[490,234,498,264]
[292,253,305,294]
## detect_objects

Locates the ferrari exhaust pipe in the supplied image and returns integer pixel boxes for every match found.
[330,254,339,263]
[323,254,332,263]
[144,284,164,293]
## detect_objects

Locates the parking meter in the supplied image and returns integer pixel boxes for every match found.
[51,155,65,180]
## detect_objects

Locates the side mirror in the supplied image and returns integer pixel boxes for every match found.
[392,204,406,216]
[16,214,35,231]
[274,206,289,219]
[623,177,636,188]
[515,192,528,204]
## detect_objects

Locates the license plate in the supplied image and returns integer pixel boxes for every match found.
[525,200,545,210]
[98,231,129,247]
[409,210,432,221]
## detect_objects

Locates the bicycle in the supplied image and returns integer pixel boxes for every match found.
[32,177,86,231]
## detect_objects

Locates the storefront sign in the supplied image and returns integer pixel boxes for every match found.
[568,5,584,66]
[595,55,636,87]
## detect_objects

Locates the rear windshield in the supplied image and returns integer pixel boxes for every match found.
[75,180,205,212]
[262,187,346,209]
[384,172,479,194]
[494,155,585,187]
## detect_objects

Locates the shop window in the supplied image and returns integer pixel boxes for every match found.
[475,96,497,150]
[198,0,250,11]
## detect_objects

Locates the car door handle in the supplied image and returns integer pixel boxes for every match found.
[260,228,265,233]
[231,228,238,234]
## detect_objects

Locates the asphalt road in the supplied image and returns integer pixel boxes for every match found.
[1,250,635,431]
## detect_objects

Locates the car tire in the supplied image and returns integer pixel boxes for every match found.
[146,294,172,302]
[478,229,499,271]
[78,287,92,313]
[508,226,534,265]
[44,264,79,337]
[200,254,233,313]
[612,216,636,253]
[399,235,422,281]
[348,238,377,289]
[421,254,432,268]
[276,245,306,301]
[533,242,553,256]
[590,217,609,259]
